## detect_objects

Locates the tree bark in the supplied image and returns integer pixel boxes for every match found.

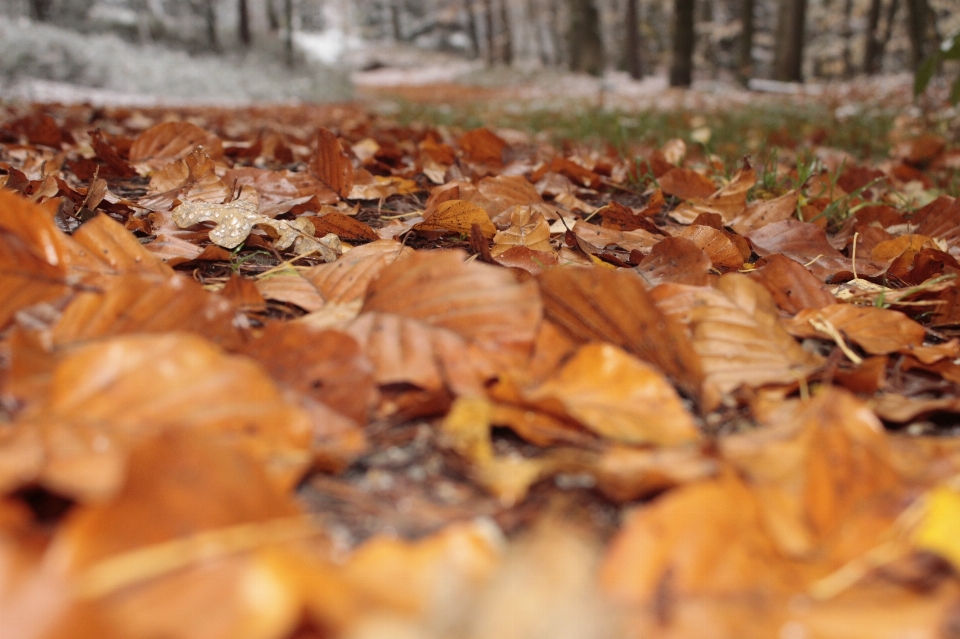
[567,0,604,75]
[29,0,54,21]
[773,0,806,82]
[483,0,496,65]
[498,0,513,66]
[391,1,403,41]
[863,0,883,74]
[463,0,481,58]
[840,0,853,77]
[205,0,221,52]
[625,0,643,79]
[284,0,293,67]
[238,0,251,46]
[669,0,695,87]
[737,0,754,84]
[904,0,931,71]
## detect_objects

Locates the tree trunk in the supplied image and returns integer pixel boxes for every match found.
[737,0,754,84]
[904,0,931,71]
[29,0,54,21]
[205,0,221,52]
[238,0,251,46]
[625,0,643,79]
[483,0,496,65]
[567,0,604,75]
[499,0,513,66]
[391,1,403,41]
[669,0,695,87]
[773,0,806,82]
[284,0,294,67]
[840,0,853,76]
[863,0,883,74]
[549,0,566,67]
[463,0,481,58]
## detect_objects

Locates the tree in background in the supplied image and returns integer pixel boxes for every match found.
[498,0,513,66]
[624,0,643,80]
[567,0,603,75]
[737,0,755,84]
[904,0,936,71]
[670,0,695,86]
[773,0,806,81]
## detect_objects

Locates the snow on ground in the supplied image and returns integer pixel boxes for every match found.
[0,18,351,106]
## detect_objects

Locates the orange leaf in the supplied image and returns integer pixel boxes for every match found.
[524,343,699,446]
[414,199,497,239]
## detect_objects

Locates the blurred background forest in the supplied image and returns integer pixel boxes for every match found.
[0,0,957,105]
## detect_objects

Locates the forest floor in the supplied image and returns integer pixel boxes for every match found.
[3,52,960,639]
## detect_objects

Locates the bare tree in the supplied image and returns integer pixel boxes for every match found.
[238,0,251,46]
[904,0,934,71]
[773,0,806,82]
[670,0,695,87]
[737,0,754,84]
[29,0,54,21]
[863,0,899,74]
[568,0,603,75]
[624,0,642,79]
[463,0,481,58]
[483,0,496,64]
[498,0,513,65]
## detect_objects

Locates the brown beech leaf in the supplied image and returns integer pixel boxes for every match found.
[90,129,137,178]
[746,219,885,281]
[311,211,379,242]
[72,213,172,276]
[657,166,716,200]
[730,190,799,234]
[143,233,232,266]
[492,245,560,275]
[652,273,822,397]
[523,343,699,446]
[723,389,902,559]
[571,220,660,255]
[870,234,939,263]
[239,322,376,426]
[491,206,555,257]
[128,121,224,172]
[537,267,705,406]
[675,224,745,271]
[670,164,755,225]
[223,167,303,217]
[601,469,797,604]
[747,254,836,314]
[255,273,327,312]
[783,304,926,355]
[4,333,313,499]
[342,311,497,415]
[457,127,507,166]
[303,239,413,304]
[43,272,243,350]
[310,128,354,200]
[148,146,228,204]
[362,250,542,363]
[0,189,76,328]
[635,236,712,287]
[414,199,497,239]
[477,174,548,219]
[48,432,309,639]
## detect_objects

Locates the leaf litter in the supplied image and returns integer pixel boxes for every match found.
[3,101,960,639]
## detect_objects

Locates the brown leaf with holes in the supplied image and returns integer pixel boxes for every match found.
[491,206,554,257]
